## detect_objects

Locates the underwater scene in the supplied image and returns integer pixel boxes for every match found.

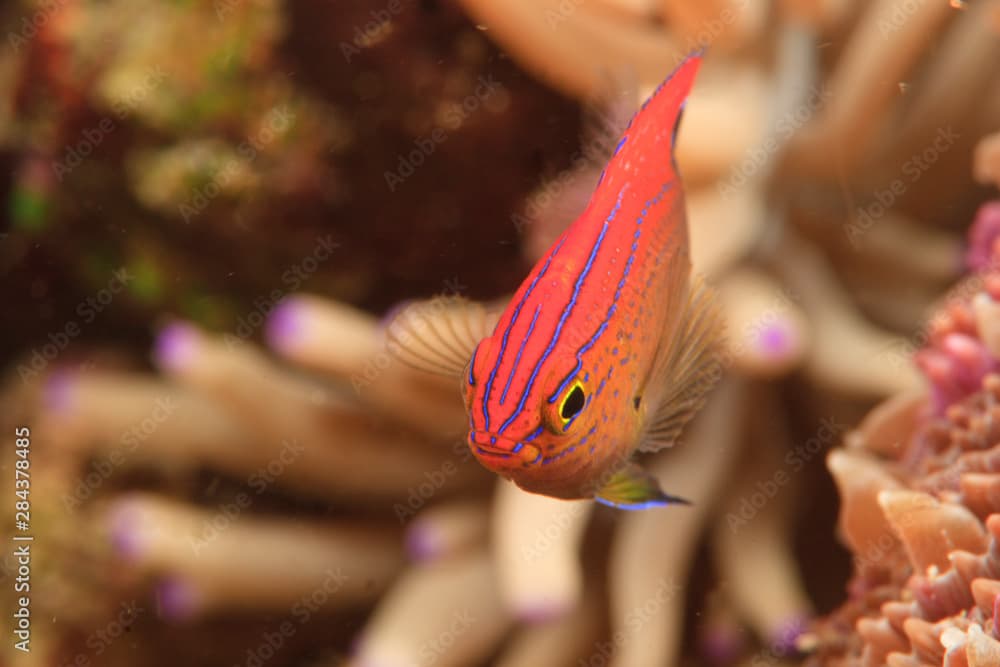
[2,1,1000,666]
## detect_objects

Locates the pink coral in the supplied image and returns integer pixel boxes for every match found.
[965,201,1000,273]
[809,201,1000,666]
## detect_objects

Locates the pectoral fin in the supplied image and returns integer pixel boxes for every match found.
[385,296,501,378]
[638,275,725,452]
[593,463,690,510]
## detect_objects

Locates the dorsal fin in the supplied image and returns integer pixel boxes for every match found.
[581,67,640,167]
[385,296,500,378]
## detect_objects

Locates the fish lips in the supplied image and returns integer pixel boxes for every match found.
[469,430,540,466]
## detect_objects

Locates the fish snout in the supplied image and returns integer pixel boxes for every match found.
[469,431,540,465]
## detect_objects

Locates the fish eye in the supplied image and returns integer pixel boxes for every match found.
[559,382,586,422]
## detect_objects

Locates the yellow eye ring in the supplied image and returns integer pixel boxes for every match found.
[558,380,587,424]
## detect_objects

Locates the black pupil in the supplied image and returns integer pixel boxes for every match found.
[561,385,586,420]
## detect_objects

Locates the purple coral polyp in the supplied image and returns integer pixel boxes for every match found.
[914,218,1000,412]
[757,322,794,357]
[156,578,197,621]
[265,298,306,353]
[918,334,998,412]
[42,369,75,412]
[965,201,1000,272]
[153,322,199,372]
[770,614,809,656]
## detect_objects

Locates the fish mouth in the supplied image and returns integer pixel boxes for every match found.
[469,430,540,464]
[470,430,516,457]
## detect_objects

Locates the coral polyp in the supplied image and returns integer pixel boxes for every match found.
[811,200,1000,667]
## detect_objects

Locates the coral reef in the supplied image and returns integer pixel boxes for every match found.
[809,191,1000,666]
[2,1,999,666]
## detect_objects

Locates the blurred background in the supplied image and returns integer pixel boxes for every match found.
[2,1,1000,666]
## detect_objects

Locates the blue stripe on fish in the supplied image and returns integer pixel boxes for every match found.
[500,303,542,406]
[482,237,566,429]
[497,185,627,435]
[545,185,672,405]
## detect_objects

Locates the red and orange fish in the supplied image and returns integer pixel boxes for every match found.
[389,53,723,509]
